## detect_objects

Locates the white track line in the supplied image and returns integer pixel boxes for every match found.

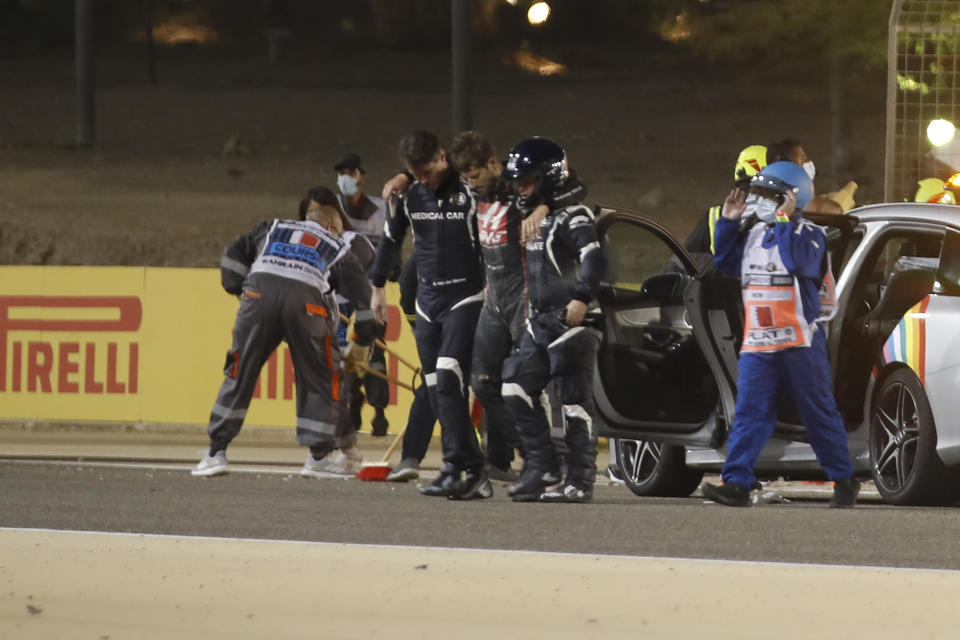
[0,526,941,573]
[0,458,349,478]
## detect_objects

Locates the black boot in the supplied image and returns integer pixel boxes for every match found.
[508,467,561,502]
[830,477,861,508]
[449,467,493,501]
[701,482,751,507]
[419,468,460,497]
[371,407,389,437]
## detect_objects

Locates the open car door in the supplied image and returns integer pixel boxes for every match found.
[594,208,740,448]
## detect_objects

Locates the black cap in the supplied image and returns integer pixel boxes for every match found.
[334,152,365,174]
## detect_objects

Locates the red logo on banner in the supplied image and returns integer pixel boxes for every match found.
[0,296,141,394]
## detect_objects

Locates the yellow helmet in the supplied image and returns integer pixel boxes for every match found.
[914,178,955,204]
[734,145,768,183]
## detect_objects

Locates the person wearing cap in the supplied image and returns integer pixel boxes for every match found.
[700,162,860,508]
[334,153,389,246]
[193,187,377,478]
[334,153,392,437]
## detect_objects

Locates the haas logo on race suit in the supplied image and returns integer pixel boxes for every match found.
[477,202,510,247]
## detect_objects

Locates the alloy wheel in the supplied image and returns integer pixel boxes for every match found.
[619,439,663,485]
[871,380,920,494]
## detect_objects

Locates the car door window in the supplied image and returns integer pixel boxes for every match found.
[934,228,960,296]
[605,218,689,291]
[598,215,718,426]
[833,224,943,424]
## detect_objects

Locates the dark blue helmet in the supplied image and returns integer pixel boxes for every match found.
[504,137,569,189]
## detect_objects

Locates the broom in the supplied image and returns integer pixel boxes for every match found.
[356,422,409,481]
[338,312,421,480]
[347,361,415,481]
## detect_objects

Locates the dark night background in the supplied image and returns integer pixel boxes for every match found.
[0,0,890,267]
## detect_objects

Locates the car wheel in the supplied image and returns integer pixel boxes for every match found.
[869,367,950,505]
[615,438,703,497]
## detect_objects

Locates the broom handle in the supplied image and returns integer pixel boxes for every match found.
[376,339,420,374]
[355,362,414,392]
[380,421,408,463]
[339,312,421,374]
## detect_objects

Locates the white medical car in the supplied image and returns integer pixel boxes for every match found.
[596,203,960,506]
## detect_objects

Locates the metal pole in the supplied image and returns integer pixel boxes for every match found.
[884,0,903,202]
[146,0,157,85]
[451,0,472,135]
[75,0,95,147]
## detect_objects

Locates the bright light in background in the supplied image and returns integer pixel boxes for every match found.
[946,172,960,190]
[510,50,566,76]
[131,11,221,46]
[505,0,518,5]
[527,2,551,25]
[927,119,956,147]
[662,13,691,42]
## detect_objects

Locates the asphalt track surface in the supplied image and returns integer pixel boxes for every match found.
[5,459,960,569]
[6,458,960,639]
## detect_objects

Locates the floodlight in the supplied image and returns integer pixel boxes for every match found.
[527,2,551,25]
[927,119,956,147]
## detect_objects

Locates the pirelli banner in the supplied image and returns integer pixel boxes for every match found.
[0,267,418,430]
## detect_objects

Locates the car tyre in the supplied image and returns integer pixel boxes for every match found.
[615,438,703,498]
[869,367,951,505]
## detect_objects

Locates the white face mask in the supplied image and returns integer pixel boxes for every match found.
[744,193,780,224]
[803,161,816,181]
[337,174,359,197]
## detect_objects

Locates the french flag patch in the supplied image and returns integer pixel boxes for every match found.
[290,231,320,248]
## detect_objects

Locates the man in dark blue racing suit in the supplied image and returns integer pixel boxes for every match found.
[500,138,606,503]
[370,130,490,500]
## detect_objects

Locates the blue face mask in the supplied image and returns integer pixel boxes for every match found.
[337,174,359,197]
[744,193,779,224]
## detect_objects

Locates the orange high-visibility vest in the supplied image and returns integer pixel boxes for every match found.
[739,224,815,353]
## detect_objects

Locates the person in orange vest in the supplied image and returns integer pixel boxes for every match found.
[700,161,860,508]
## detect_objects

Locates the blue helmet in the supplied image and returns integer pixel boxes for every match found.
[504,137,569,189]
[750,161,814,210]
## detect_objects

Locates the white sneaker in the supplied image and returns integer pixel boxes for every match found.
[341,446,364,467]
[301,451,355,477]
[191,450,229,477]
